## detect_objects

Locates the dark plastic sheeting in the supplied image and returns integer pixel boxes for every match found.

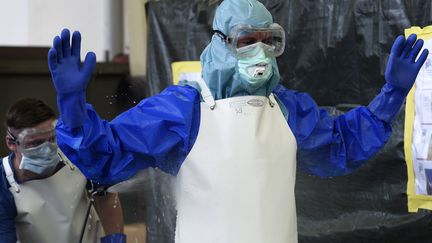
[142,0,432,242]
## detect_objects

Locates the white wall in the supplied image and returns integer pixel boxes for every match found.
[0,0,123,62]
[0,1,29,45]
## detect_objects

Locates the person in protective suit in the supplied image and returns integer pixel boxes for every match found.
[48,0,428,242]
[0,98,126,243]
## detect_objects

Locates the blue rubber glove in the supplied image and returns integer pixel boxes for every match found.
[48,29,96,128]
[385,34,429,91]
[100,233,127,243]
[48,28,96,94]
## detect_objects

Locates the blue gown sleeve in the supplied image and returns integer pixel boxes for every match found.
[56,85,201,185]
[0,166,18,243]
[101,233,127,243]
[273,82,407,177]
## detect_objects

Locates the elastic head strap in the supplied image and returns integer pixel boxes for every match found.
[213,30,232,44]
[6,128,18,145]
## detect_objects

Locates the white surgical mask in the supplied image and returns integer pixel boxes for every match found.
[237,42,273,86]
[19,142,60,175]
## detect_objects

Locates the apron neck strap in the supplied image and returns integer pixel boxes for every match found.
[196,78,216,110]
[2,156,21,193]
[58,152,75,171]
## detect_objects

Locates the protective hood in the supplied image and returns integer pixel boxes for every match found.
[198,0,281,100]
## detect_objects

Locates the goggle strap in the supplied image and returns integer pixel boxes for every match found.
[6,128,18,144]
[213,30,232,44]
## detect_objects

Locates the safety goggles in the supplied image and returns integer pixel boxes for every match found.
[214,23,286,58]
[7,120,57,151]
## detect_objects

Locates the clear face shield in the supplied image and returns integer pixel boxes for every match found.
[214,23,286,59]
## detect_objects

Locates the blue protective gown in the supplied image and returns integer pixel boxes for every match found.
[55,81,406,185]
[0,155,18,243]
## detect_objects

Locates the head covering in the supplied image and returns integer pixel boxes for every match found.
[198,0,281,99]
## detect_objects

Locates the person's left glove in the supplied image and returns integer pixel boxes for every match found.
[100,233,127,243]
[48,28,96,95]
[385,34,429,91]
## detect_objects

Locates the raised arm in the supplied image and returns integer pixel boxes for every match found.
[48,29,96,128]
[274,34,428,177]
[49,29,201,184]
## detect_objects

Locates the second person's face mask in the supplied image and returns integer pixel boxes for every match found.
[19,142,60,175]
[237,42,273,87]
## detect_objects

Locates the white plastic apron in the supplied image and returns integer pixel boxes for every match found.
[2,152,103,243]
[175,79,298,243]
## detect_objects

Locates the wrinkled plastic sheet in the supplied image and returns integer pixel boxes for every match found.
[120,0,432,242]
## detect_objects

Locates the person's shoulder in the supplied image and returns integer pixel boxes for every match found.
[272,83,299,100]
[130,85,201,115]
[0,155,17,219]
[273,83,290,93]
[161,84,200,97]
[0,155,11,190]
[141,85,200,105]
[273,83,317,107]
[273,83,307,96]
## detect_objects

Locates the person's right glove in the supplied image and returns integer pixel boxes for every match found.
[385,34,429,91]
[48,28,96,95]
[48,29,96,128]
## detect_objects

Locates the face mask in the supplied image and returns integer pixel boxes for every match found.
[237,42,273,86]
[19,142,60,175]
